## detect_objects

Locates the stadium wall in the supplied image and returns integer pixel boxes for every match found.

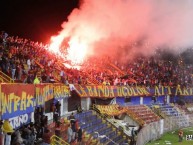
[136,114,193,145]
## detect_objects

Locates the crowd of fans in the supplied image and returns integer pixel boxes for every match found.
[0,31,193,145]
[1,31,193,88]
[0,107,50,145]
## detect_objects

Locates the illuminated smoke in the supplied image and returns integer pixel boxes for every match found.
[49,0,193,64]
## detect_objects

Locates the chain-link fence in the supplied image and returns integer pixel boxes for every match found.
[136,114,193,145]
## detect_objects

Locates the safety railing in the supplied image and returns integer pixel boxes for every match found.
[109,62,126,75]
[0,71,14,83]
[50,135,69,145]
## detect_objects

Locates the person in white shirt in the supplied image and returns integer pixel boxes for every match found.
[27,58,31,71]
[4,132,12,145]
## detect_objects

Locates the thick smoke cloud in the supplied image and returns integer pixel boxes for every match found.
[54,0,193,61]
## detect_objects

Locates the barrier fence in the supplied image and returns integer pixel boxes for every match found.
[136,114,193,145]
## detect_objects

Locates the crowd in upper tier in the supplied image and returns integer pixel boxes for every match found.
[0,31,193,88]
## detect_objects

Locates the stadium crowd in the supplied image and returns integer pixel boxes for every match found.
[0,31,193,144]
[1,31,192,88]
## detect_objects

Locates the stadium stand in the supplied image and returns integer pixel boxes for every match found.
[1,31,193,145]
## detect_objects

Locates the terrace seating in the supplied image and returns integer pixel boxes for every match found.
[126,105,160,125]
[75,110,130,145]
[160,104,179,116]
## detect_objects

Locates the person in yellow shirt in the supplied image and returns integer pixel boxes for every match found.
[102,80,106,85]
[33,75,40,84]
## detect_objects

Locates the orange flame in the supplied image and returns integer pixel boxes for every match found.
[49,34,88,65]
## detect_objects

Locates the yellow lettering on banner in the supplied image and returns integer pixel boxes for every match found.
[2,93,9,114]
[190,88,193,95]
[9,93,14,113]
[131,87,138,96]
[63,86,70,96]
[93,86,98,97]
[39,91,44,106]
[53,86,58,97]
[136,87,143,95]
[43,86,47,101]
[109,86,115,97]
[62,86,67,98]
[183,88,189,95]
[27,95,34,107]
[36,88,40,106]
[14,94,20,112]
[20,92,27,111]
[86,86,93,97]
[98,86,105,97]
[126,87,133,96]
[104,86,109,97]
[175,86,183,95]
[141,87,149,95]
[117,87,122,96]
[154,86,161,96]
[45,86,50,101]
[54,86,61,98]
[161,86,164,95]
[122,87,127,97]
[79,85,87,97]
[166,86,172,95]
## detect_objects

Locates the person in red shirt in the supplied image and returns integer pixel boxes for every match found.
[178,129,183,142]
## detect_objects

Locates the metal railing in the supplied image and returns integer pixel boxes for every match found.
[0,71,14,83]
[50,135,69,145]
[109,62,125,75]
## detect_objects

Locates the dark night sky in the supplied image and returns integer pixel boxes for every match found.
[0,0,79,43]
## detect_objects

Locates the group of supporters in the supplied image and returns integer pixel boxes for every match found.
[67,113,82,144]
[1,31,193,89]
[0,107,49,145]
[0,99,84,145]
[0,31,193,145]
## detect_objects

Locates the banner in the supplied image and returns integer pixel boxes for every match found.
[0,84,35,119]
[35,84,54,106]
[9,113,31,129]
[75,85,150,97]
[74,85,193,98]
[53,84,70,101]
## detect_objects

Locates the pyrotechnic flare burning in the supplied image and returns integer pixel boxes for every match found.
[49,0,193,64]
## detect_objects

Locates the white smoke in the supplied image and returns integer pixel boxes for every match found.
[51,0,193,61]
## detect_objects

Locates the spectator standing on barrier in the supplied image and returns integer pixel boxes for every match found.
[178,129,183,142]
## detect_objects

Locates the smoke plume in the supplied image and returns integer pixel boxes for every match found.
[51,0,193,62]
